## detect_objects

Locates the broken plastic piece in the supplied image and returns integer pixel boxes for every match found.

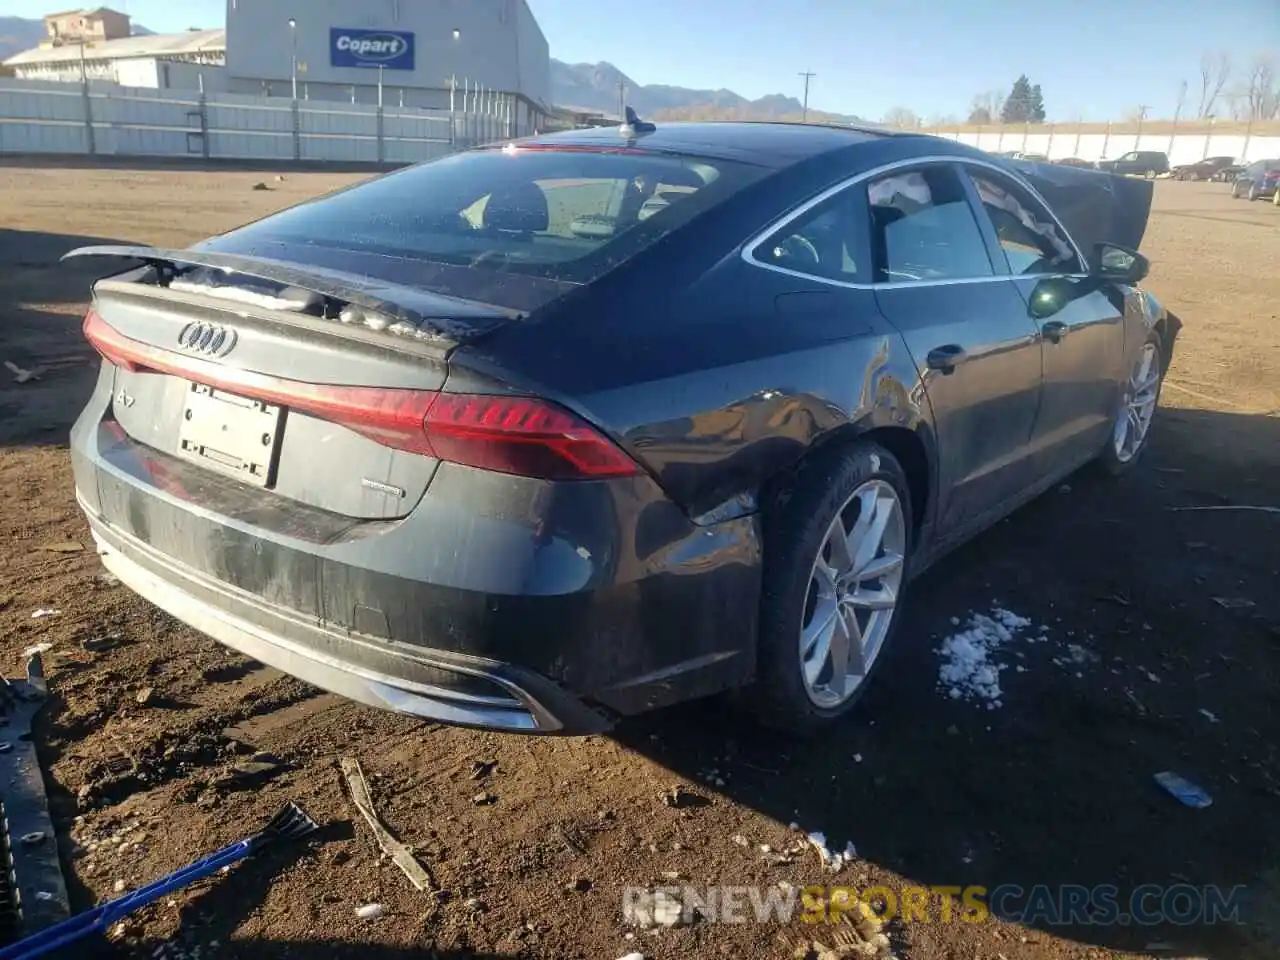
[1153,771,1213,809]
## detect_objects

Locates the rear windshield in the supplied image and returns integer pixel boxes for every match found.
[206,146,765,285]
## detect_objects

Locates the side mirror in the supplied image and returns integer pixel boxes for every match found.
[1093,242,1150,284]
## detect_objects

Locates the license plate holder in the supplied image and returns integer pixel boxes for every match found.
[176,383,284,487]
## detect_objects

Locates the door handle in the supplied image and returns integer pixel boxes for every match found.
[1041,320,1069,344]
[926,344,967,374]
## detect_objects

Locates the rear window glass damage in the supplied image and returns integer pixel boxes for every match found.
[969,174,1079,273]
[205,148,765,285]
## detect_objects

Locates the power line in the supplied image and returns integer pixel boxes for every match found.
[798,71,816,122]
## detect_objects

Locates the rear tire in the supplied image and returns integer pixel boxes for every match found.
[1248,183,1261,201]
[1097,330,1164,476]
[752,441,913,732]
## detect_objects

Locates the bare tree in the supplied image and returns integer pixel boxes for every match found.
[927,113,960,127]
[967,90,1005,124]
[1197,50,1231,117]
[881,106,921,129]
[1236,54,1280,120]
[1173,79,1188,121]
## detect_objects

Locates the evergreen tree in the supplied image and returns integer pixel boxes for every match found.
[1029,83,1046,122]
[1001,75,1033,123]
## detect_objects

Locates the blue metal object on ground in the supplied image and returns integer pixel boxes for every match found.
[0,803,318,960]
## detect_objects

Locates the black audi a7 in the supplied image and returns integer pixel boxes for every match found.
[66,118,1177,734]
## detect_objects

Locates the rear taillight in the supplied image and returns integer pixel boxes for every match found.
[83,309,640,481]
[422,393,639,479]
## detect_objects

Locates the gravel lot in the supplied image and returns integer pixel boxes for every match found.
[1,158,1277,960]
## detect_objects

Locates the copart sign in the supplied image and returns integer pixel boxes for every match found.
[330,28,415,70]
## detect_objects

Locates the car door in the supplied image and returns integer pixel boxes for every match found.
[1237,162,1260,193]
[959,164,1127,471]
[865,161,1044,537]
[1112,152,1139,174]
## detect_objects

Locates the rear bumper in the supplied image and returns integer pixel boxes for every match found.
[85,499,613,734]
[70,367,762,733]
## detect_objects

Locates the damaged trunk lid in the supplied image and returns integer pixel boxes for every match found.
[67,246,523,521]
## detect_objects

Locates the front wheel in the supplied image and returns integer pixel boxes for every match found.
[752,442,912,732]
[1249,183,1261,201]
[1097,332,1164,475]
[1273,189,1280,207]
[1231,182,1243,199]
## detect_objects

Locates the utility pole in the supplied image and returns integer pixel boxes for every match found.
[287,17,298,100]
[798,71,816,122]
[1135,103,1149,144]
[616,78,626,119]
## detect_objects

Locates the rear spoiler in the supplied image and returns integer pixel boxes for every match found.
[62,245,520,343]
[1005,161,1154,256]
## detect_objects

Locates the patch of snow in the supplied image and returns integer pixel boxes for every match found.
[936,608,1033,705]
[30,609,61,619]
[22,642,53,657]
[806,831,857,872]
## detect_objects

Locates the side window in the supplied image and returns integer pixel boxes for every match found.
[754,188,863,283]
[865,165,993,283]
[965,170,1084,276]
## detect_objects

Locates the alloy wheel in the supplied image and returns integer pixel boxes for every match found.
[1113,342,1161,463]
[799,479,906,708]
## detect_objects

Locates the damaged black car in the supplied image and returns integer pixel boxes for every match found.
[66,120,1178,734]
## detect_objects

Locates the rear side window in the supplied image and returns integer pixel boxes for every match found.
[865,165,993,283]
[212,147,765,283]
[965,170,1083,276]
[754,187,864,283]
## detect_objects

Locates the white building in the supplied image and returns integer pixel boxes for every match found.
[4,29,227,89]
[224,0,550,113]
[4,1,553,125]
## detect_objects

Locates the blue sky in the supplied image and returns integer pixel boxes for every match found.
[8,0,1277,120]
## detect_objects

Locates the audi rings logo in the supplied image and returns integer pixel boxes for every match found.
[176,321,238,358]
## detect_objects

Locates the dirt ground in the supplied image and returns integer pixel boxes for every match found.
[1,157,1278,960]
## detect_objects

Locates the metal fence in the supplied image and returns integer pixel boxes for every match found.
[0,77,525,163]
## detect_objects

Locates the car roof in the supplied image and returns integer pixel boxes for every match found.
[516,121,903,168]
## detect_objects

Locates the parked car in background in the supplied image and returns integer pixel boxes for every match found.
[1214,163,1245,183]
[1055,157,1094,168]
[1095,151,1170,177]
[64,121,1177,734]
[1230,160,1280,200]
[1172,156,1238,181]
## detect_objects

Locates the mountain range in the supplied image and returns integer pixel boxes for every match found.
[2,16,854,123]
[0,17,47,62]
[550,59,860,123]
